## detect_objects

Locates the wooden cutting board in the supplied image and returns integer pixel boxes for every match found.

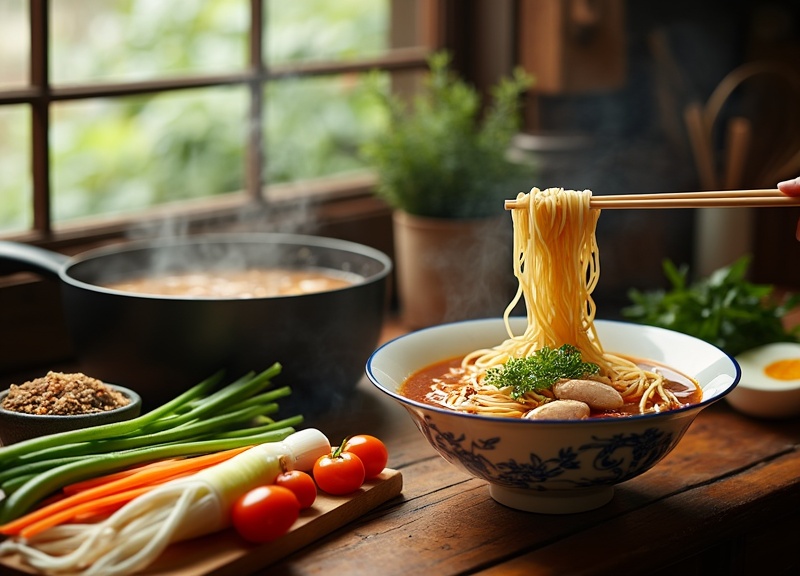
[0,469,403,575]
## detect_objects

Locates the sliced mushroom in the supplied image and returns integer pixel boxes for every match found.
[524,399,590,420]
[553,379,624,410]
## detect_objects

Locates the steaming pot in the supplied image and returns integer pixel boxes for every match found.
[0,234,392,418]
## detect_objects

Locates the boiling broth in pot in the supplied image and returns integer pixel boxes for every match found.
[103,268,360,298]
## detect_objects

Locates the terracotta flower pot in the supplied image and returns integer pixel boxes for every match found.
[392,211,518,328]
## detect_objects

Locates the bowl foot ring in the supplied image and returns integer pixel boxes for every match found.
[489,484,615,514]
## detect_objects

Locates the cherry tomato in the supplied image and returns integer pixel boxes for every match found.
[313,450,365,495]
[231,485,300,543]
[275,469,317,509]
[343,435,388,479]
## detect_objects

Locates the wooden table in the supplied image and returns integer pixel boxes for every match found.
[277,319,800,576]
[3,318,799,576]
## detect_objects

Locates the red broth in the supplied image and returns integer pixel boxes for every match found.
[400,355,703,418]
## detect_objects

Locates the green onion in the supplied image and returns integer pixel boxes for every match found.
[210,415,305,439]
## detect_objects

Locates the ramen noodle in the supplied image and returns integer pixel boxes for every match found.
[407,187,699,418]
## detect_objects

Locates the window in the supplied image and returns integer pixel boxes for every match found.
[0,0,432,243]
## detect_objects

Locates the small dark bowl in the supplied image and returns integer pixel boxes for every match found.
[0,384,142,446]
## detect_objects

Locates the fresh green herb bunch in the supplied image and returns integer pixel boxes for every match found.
[484,344,600,400]
[623,256,800,357]
[361,51,534,219]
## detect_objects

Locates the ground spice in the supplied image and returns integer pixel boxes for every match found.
[1,372,130,416]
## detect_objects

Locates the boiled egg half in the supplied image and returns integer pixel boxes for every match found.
[726,342,800,419]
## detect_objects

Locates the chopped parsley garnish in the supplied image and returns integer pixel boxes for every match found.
[484,344,600,399]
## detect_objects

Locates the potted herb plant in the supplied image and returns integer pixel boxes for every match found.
[362,52,534,327]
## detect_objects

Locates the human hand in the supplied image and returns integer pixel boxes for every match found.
[777,177,800,240]
[778,176,800,196]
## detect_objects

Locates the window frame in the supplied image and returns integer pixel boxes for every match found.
[0,0,436,250]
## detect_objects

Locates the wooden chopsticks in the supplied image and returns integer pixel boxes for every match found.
[504,189,800,210]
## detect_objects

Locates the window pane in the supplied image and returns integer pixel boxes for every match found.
[51,87,247,224]
[265,73,389,184]
[0,0,29,89]
[266,0,389,65]
[0,106,32,233]
[50,0,248,85]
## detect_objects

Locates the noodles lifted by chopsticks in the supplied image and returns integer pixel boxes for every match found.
[440,187,680,417]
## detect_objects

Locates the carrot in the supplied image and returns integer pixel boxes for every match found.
[61,458,180,495]
[0,445,251,537]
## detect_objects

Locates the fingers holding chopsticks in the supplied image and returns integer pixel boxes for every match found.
[777,177,800,240]
[778,177,800,196]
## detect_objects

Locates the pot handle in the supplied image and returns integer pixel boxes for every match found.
[0,241,69,278]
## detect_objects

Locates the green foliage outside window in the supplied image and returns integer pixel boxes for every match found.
[0,0,390,232]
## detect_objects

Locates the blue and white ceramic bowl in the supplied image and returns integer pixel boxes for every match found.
[367,318,740,514]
